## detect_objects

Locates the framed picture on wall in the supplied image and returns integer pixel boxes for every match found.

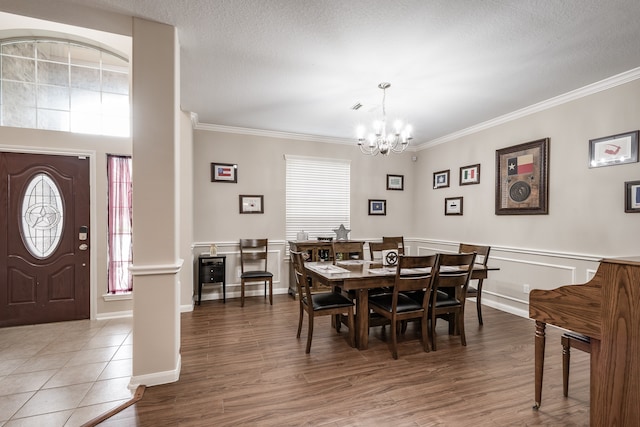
[211,162,238,183]
[239,195,263,213]
[625,180,640,213]
[445,197,463,215]
[589,131,639,168]
[387,174,404,190]
[433,170,450,189]
[495,138,549,215]
[368,199,386,215]
[459,164,480,185]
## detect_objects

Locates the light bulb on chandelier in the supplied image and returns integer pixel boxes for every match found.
[356,82,413,156]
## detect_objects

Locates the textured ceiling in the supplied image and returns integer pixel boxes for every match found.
[4,0,640,147]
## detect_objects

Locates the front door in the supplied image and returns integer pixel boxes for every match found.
[0,152,90,327]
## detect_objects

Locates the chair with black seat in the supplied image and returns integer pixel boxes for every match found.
[290,251,355,353]
[458,243,491,325]
[382,236,405,255]
[368,254,439,359]
[429,252,476,350]
[561,332,591,397]
[239,238,273,307]
[331,241,365,263]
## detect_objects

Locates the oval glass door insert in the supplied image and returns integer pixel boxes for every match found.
[21,173,64,258]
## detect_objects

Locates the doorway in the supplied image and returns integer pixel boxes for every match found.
[0,152,90,327]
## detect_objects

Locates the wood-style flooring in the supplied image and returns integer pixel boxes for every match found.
[100,294,590,426]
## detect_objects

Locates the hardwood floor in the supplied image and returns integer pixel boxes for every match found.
[101,295,590,426]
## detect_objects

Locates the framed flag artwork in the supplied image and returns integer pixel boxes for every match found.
[495,138,549,215]
[368,199,386,215]
[433,170,450,189]
[459,164,480,185]
[625,180,640,213]
[211,162,238,183]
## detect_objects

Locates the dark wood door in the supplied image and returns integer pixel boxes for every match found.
[0,152,90,327]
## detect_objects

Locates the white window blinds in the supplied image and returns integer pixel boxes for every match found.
[285,155,350,243]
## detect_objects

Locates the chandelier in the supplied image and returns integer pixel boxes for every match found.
[356,82,413,156]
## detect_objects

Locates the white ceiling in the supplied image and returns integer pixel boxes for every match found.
[4,1,640,148]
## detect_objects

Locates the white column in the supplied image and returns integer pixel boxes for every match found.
[129,17,182,387]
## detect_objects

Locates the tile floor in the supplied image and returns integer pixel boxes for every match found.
[0,318,134,427]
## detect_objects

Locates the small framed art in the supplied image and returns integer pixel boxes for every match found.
[460,164,480,185]
[625,180,640,213]
[445,197,463,215]
[239,195,263,214]
[433,170,450,189]
[387,174,404,190]
[212,162,237,183]
[368,199,386,215]
[589,131,639,168]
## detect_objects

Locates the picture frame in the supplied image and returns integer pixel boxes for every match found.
[445,197,463,215]
[589,131,639,168]
[211,162,238,183]
[433,170,450,189]
[460,164,480,185]
[625,180,640,213]
[495,138,549,215]
[368,199,386,215]
[239,195,264,214]
[386,174,404,191]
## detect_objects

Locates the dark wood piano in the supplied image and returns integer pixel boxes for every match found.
[529,256,640,426]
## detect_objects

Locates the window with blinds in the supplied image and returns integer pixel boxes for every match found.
[285,155,350,243]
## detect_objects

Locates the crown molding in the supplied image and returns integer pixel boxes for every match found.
[414,66,640,151]
[190,67,640,151]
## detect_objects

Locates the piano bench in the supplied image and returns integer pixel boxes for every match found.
[561,332,592,397]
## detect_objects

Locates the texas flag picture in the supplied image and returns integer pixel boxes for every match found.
[507,154,534,175]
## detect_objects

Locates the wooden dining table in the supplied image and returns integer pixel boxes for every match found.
[304,260,498,350]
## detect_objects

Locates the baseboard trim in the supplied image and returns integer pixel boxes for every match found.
[128,355,181,388]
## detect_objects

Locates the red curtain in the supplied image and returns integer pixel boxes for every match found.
[107,155,133,293]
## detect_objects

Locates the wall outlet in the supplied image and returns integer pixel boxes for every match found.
[523,284,530,293]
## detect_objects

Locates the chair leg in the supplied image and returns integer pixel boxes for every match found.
[458,311,466,346]
[390,318,398,359]
[562,336,570,397]
[306,314,314,354]
[241,280,245,307]
[476,279,484,325]
[430,312,437,351]
[421,316,430,353]
[297,304,304,339]
[268,279,273,305]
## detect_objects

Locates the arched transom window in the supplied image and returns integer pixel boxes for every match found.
[0,38,130,137]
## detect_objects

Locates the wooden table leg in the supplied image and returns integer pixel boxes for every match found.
[533,320,546,410]
[356,288,369,350]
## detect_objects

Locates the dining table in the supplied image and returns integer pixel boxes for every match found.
[304,259,499,350]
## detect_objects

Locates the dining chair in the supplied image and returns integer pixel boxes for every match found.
[290,251,355,353]
[561,332,591,397]
[369,241,399,265]
[458,243,491,325]
[331,241,365,263]
[368,254,439,359]
[239,238,273,307]
[382,236,405,255]
[429,252,476,350]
